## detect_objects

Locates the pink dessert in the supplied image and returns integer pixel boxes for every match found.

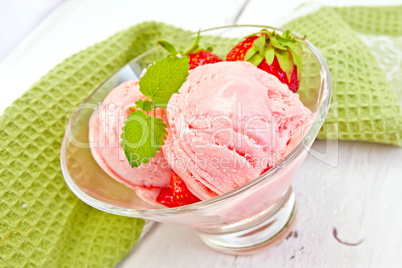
[163,61,310,200]
[88,80,172,204]
[89,62,310,207]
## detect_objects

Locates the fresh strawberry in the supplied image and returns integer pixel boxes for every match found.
[156,187,181,208]
[158,32,222,70]
[170,173,201,205]
[156,173,201,207]
[188,50,222,69]
[226,29,304,92]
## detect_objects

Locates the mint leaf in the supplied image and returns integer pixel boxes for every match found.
[135,99,153,112]
[139,56,190,107]
[121,111,167,168]
[121,55,189,168]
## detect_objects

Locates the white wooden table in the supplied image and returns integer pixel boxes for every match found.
[1,0,402,267]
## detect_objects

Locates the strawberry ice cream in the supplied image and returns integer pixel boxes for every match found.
[163,61,310,200]
[88,80,172,203]
[89,61,310,207]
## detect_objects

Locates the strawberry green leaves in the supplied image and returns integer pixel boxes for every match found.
[121,111,167,167]
[158,31,201,57]
[264,46,275,65]
[226,28,304,92]
[254,35,267,55]
[244,46,258,61]
[269,35,287,50]
[270,30,304,82]
[121,55,190,167]
[275,50,294,81]
[139,56,190,107]
[248,53,264,66]
[157,40,179,55]
[244,35,270,66]
[243,29,304,82]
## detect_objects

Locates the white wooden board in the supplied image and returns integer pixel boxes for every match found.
[1,0,401,267]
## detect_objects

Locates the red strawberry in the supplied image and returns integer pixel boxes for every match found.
[158,32,222,70]
[170,173,201,205]
[156,173,201,207]
[188,50,222,69]
[156,187,181,208]
[226,30,304,92]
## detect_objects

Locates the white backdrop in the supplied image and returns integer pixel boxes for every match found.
[0,0,63,60]
[0,1,401,267]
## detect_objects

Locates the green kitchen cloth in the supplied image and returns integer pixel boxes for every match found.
[1,6,402,268]
[285,6,402,145]
[0,22,189,268]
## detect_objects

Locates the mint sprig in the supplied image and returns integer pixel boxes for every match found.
[121,111,167,167]
[121,55,190,167]
[139,56,190,107]
[135,99,153,112]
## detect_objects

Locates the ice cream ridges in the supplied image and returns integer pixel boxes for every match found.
[88,29,311,208]
[163,61,310,200]
[89,80,172,205]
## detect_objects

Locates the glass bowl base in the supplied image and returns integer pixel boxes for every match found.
[196,188,296,255]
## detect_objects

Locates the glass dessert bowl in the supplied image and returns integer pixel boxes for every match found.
[60,25,331,254]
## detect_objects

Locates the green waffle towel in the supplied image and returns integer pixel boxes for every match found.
[1,6,402,268]
[286,6,402,145]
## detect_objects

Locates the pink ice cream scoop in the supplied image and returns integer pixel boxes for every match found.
[88,80,173,204]
[163,61,311,200]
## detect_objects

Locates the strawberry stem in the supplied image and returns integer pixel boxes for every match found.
[183,30,201,56]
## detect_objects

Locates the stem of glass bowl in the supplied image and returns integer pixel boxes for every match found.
[196,187,296,255]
